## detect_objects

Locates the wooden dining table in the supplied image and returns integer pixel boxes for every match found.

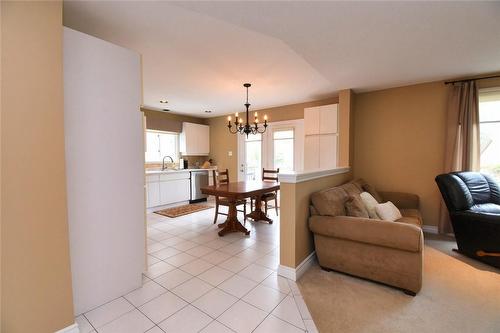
[201,181,280,236]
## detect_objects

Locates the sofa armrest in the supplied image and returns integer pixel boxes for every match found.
[309,215,423,252]
[379,191,420,209]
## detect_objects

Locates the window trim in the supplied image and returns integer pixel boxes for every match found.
[272,127,295,172]
[145,129,179,163]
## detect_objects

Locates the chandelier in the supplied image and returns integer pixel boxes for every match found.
[227,83,268,137]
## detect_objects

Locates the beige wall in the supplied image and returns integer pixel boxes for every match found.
[353,78,500,227]
[354,81,449,226]
[207,97,339,178]
[280,171,353,267]
[142,108,208,126]
[1,2,75,332]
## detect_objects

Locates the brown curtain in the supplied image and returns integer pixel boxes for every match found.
[439,81,480,234]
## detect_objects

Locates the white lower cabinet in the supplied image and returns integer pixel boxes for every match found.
[146,172,190,208]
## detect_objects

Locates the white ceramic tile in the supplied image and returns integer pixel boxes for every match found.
[254,315,305,333]
[171,277,213,303]
[287,280,302,296]
[167,227,190,236]
[147,242,167,254]
[98,309,155,333]
[158,305,212,333]
[201,250,232,265]
[124,280,167,307]
[254,254,279,270]
[164,252,197,267]
[218,300,267,333]
[180,258,214,275]
[151,247,182,260]
[149,232,175,242]
[242,285,287,312]
[218,242,248,255]
[192,288,238,318]
[160,236,185,247]
[180,231,202,239]
[85,297,134,328]
[218,257,251,273]
[154,269,193,290]
[199,321,234,333]
[75,315,94,333]
[198,266,234,286]
[294,295,313,320]
[304,319,319,333]
[272,296,306,329]
[218,274,259,298]
[138,292,187,324]
[172,240,199,251]
[145,261,176,279]
[185,245,214,257]
[261,272,291,294]
[147,255,161,266]
[204,239,231,250]
[237,264,274,283]
[145,326,165,333]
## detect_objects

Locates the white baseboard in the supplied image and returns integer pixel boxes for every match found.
[422,225,438,234]
[278,251,316,281]
[55,323,79,333]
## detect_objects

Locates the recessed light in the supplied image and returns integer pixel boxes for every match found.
[162,108,170,112]
[160,100,168,104]
[205,110,212,113]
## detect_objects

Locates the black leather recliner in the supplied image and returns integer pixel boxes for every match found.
[435,171,500,269]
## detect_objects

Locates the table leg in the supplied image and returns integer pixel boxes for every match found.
[218,199,250,236]
[246,194,273,224]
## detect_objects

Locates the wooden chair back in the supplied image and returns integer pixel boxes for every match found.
[262,168,279,182]
[213,168,230,185]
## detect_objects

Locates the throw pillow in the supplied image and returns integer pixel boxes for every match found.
[375,201,403,222]
[360,192,380,219]
[345,196,369,218]
[362,183,383,203]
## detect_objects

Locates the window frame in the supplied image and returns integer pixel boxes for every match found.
[272,127,295,172]
[145,129,179,163]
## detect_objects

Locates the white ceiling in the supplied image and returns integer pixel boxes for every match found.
[63,1,500,117]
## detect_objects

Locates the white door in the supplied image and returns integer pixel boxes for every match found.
[238,133,263,181]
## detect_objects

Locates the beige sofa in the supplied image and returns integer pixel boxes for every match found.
[309,179,424,295]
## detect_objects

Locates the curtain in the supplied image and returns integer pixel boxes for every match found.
[439,81,480,234]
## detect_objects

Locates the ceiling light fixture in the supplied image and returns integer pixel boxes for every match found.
[159,100,168,104]
[227,83,267,137]
[162,108,170,112]
[205,110,212,113]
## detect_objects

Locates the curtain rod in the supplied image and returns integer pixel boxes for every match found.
[445,74,500,85]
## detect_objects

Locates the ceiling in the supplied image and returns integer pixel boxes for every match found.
[63,1,500,117]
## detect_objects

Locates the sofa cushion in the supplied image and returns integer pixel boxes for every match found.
[360,192,380,219]
[311,186,348,216]
[362,183,383,203]
[345,196,369,218]
[341,182,363,198]
[375,201,402,222]
[397,209,423,227]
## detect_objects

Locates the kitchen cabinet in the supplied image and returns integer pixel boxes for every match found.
[180,122,210,156]
[304,103,339,170]
[146,171,190,208]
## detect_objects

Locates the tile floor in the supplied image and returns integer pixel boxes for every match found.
[75,205,318,333]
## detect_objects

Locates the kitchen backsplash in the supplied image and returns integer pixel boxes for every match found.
[145,156,212,170]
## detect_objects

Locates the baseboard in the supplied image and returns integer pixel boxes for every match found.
[55,323,79,333]
[422,225,438,234]
[278,251,316,281]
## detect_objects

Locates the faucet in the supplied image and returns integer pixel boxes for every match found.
[162,156,174,171]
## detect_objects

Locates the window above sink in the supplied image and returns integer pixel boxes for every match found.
[145,129,179,163]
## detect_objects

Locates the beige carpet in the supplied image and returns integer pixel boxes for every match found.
[298,234,500,333]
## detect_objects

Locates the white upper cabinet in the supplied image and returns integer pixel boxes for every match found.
[304,104,338,135]
[179,122,210,156]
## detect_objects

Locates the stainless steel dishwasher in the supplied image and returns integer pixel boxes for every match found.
[190,170,209,203]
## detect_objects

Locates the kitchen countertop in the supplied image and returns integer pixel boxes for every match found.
[145,167,217,175]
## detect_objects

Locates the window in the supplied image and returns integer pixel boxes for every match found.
[479,88,500,181]
[273,129,294,172]
[145,130,179,163]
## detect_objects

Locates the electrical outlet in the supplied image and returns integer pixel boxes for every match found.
[228,151,233,157]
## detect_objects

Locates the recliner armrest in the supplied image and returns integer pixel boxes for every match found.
[309,215,423,252]
[452,211,500,226]
[379,191,419,209]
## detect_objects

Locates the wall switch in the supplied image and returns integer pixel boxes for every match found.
[228,151,233,156]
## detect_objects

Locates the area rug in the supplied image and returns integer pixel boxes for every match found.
[298,235,500,333]
[154,204,213,218]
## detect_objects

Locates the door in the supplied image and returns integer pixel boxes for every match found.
[238,133,262,181]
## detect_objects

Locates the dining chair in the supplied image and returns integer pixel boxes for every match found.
[212,169,247,224]
[251,168,279,215]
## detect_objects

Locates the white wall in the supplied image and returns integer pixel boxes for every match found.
[63,27,145,314]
